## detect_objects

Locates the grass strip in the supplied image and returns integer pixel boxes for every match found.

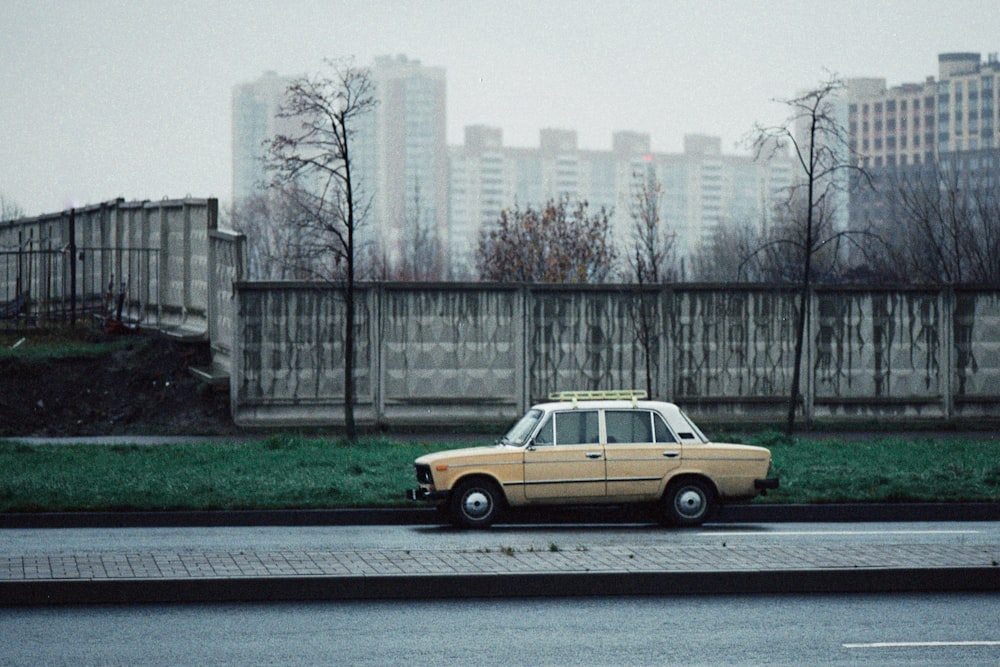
[0,433,998,512]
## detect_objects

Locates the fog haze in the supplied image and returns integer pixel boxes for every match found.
[1,0,996,215]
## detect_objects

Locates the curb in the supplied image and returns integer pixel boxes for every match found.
[5,567,1000,606]
[2,503,999,529]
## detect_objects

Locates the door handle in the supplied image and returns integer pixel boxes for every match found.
[586,452,603,459]
[663,451,680,458]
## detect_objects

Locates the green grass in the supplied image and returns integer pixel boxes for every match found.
[0,436,440,512]
[1,433,998,512]
[0,327,139,361]
[752,432,1000,504]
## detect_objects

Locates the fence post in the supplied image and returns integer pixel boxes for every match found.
[69,208,76,326]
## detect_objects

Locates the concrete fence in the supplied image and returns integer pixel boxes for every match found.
[7,198,1000,429]
[1,198,218,337]
[230,282,1000,428]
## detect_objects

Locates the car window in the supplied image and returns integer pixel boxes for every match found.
[605,410,678,444]
[553,410,599,445]
[605,410,653,444]
[533,415,554,446]
[653,413,677,443]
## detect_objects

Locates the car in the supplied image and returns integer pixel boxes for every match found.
[406,390,779,528]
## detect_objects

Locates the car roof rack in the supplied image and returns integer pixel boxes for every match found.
[547,389,648,407]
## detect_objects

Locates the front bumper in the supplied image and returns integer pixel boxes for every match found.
[754,477,780,495]
[406,487,450,502]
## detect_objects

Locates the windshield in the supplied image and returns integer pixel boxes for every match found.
[500,409,543,446]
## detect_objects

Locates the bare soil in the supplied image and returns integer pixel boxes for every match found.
[0,329,240,437]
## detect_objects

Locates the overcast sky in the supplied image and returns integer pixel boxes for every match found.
[1,0,997,215]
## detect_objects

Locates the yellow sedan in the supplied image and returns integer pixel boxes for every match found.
[407,391,778,528]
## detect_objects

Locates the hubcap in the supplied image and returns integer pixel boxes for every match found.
[463,490,492,519]
[675,488,705,518]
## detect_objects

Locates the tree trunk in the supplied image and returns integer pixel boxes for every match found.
[343,282,357,441]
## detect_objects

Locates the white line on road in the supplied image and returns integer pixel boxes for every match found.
[843,641,1000,649]
[702,530,980,537]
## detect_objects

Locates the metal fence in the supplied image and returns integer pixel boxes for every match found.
[0,237,159,327]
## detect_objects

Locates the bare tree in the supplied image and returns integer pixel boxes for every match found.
[229,190,313,280]
[393,181,444,281]
[625,169,675,395]
[749,76,871,434]
[876,160,1000,284]
[691,220,765,282]
[626,169,676,284]
[1,194,24,223]
[477,197,618,283]
[265,57,377,441]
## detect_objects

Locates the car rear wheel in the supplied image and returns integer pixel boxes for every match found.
[449,478,503,529]
[662,478,715,527]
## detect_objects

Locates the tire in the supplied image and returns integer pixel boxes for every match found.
[661,478,715,527]
[449,478,503,529]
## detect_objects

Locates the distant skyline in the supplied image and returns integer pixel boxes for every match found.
[1,0,997,216]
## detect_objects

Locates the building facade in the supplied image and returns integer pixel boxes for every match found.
[848,52,1000,169]
[448,128,794,277]
[231,58,449,278]
[231,70,295,204]
[360,55,448,275]
[847,52,1000,252]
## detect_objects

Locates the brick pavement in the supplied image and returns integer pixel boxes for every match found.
[2,542,998,605]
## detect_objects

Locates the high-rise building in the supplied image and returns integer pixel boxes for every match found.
[448,128,794,276]
[846,52,1000,240]
[231,57,449,277]
[848,52,1000,169]
[231,71,295,204]
[361,55,448,274]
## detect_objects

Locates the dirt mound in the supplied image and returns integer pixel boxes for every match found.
[0,331,239,437]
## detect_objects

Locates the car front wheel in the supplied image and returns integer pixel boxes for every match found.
[449,478,503,529]
[662,478,715,527]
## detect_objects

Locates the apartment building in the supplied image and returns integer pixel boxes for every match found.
[360,55,448,272]
[848,52,1000,169]
[231,70,295,203]
[448,128,794,277]
[846,51,1000,242]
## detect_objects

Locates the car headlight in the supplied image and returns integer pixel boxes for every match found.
[415,463,434,485]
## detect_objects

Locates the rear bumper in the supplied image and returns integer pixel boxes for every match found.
[406,488,449,502]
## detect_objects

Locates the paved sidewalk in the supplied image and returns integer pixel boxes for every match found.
[3,541,999,605]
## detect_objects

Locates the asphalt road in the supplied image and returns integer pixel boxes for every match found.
[2,593,998,666]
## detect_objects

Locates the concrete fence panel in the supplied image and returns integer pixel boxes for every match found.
[813,288,946,419]
[233,284,375,427]
[954,289,1000,417]
[672,287,798,418]
[379,285,523,424]
[527,286,662,402]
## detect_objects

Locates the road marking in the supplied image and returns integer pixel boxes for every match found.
[843,641,1000,649]
[702,530,980,537]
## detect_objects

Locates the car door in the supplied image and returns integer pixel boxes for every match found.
[523,409,606,500]
[603,409,681,500]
